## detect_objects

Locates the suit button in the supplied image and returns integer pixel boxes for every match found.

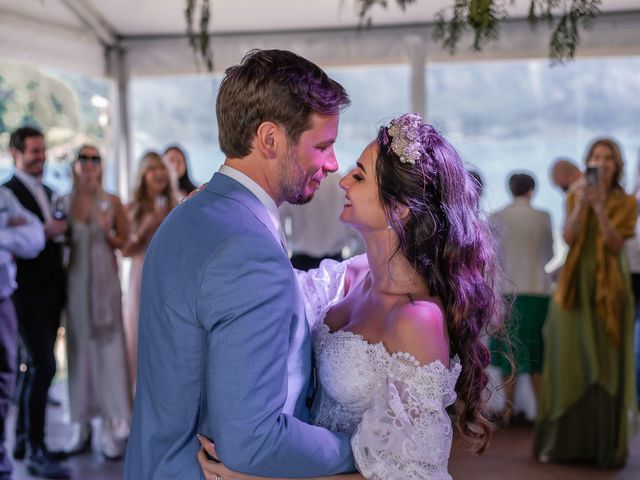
[306,397,313,408]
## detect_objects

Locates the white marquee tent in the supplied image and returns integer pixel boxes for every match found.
[1,0,640,195]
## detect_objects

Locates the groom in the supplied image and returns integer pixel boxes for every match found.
[124,49,356,479]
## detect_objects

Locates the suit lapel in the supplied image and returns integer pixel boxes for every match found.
[206,173,282,247]
[4,175,45,222]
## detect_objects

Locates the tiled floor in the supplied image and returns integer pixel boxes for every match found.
[7,380,640,479]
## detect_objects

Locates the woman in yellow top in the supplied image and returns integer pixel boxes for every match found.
[534,138,638,468]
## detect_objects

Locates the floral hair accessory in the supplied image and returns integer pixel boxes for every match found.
[386,113,423,165]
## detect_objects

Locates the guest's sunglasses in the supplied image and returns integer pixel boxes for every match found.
[78,154,101,164]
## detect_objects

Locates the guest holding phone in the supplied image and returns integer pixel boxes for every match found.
[534,138,638,468]
[122,152,177,390]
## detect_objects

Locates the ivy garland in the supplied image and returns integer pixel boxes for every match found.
[185,0,213,71]
[433,0,602,63]
[184,0,602,71]
[357,0,602,63]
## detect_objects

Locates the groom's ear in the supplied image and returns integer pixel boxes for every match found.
[256,121,284,160]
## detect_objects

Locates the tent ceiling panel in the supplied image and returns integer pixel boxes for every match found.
[115,0,639,37]
[1,0,639,77]
[93,0,454,36]
[0,4,104,76]
[0,0,84,30]
[2,0,638,37]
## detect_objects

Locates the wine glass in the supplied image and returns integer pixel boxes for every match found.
[154,195,167,212]
[98,198,113,233]
[99,199,111,215]
[52,195,68,221]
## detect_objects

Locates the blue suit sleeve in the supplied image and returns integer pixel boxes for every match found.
[196,235,355,477]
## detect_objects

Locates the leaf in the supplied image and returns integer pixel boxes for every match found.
[184,0,214,72]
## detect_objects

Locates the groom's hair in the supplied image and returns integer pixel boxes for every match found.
[216,49,350,158]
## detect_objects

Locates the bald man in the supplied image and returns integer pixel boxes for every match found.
[550,158,583,194]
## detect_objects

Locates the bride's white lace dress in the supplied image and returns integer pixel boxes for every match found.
[297,259,462,480]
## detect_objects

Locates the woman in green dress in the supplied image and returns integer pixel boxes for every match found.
[533,138,638,468]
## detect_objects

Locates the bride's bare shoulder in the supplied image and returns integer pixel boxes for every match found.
[384,300,449,367]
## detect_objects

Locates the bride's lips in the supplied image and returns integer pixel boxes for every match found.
[344,197,352,207]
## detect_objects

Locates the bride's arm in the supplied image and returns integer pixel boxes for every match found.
[197,437,364,480]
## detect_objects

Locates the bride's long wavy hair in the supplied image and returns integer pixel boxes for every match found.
[376,115,505,453]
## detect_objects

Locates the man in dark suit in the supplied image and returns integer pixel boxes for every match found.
[4,127,70,479]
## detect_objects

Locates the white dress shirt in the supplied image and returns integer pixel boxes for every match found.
[13,169,52,222]
[218,165,287,249]
[0,187,46,298]
[490,197,554,295]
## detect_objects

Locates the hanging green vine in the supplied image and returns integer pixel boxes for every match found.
[185,1,602,69]
[355,0,418,27]
[355,0,602,63]
[185,0,213,71]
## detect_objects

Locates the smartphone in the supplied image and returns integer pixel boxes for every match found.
[586,166,600,186]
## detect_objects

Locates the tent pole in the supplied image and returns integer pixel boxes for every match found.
[407,36,427,120]
[107,46,132,202]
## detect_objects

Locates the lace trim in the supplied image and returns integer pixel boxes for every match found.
[314,322,461,399]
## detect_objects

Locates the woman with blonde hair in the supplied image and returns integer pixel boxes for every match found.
[122,151,177,389]
[65,144,131,459]
[534,138,638,467]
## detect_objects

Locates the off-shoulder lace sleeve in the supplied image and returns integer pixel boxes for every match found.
[295,258,351,329]
[351,355,461,480]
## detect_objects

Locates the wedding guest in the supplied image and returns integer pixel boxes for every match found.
[534,139,637,467]
[489,172,554,424]
[164,145,197,198]
[65,145,131,460]
[0,186,44,480]
[122,152,177,389]
[3,126,70,479]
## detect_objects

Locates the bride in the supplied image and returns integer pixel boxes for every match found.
[198,113,504,479]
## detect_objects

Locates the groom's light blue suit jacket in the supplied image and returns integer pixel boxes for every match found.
[124,173,355,479]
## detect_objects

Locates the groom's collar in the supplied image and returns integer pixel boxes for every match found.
[217,165,282,235]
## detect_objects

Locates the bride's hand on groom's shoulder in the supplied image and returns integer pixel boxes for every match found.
[182,183,208,204]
